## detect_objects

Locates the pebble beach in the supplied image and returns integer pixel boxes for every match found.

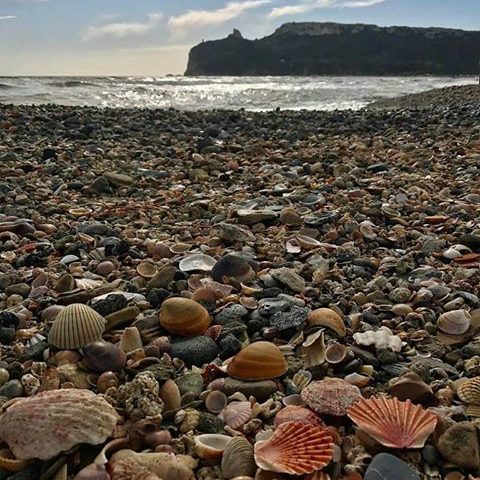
[0,85,479,480]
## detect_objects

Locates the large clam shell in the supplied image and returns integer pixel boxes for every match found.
[353,326,402,352]
[437,309,471,335]
[222,436,256,479]
[159,297,211,336]
[254,421,334,475]
[226,341,287,381]
[307,308,346,337]
[0,389,118,460]
[48,303,106,349]
[347,396,437,449]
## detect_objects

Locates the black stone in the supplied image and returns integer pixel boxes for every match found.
[0,312,19,329]
[365,453,420,480]
[171,336,219,367]
[0,327,15,344]
[218,334,243,360]
[20,341,49,361]
[146,288,170,308]
[270,306,308,331]
[92,294,128,316]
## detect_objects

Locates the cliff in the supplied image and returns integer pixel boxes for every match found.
[185,22,480,76]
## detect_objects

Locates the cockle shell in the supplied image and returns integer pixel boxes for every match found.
[300,330,326,368]
[457,377,480,405]
[226,341,288,381]
[254,421,334,474]
[194,434,232,459]
[292,370,312,391]
[307,308,346,337]
[347,396,437,449]
[48,303,106,349]
[437,310,471,335]
[301,378,362,416]
[159,297,211,336]
[179,254,216,273]
[0,389,118,460]
[222,436,256,479]
[353,326,402,352]
[274,406,325,428]
[221,401,253,429]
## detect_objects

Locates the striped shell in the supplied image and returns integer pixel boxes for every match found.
[254,421,334,474]
[48,303,106,349]
[159,298,211,336]
[222,437,256,479]
[347,396,437,449]
[274,406,325,428]
[457,377,480,405]
[0,389,118,460]
[437,310,471,335]
[221,401,253,429]
[301,378,362,416]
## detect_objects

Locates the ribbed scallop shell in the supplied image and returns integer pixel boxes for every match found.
[301,378,362,416]
[457,377,480,405]
[274,406,325,428]
[254,421,334,474]
[226,341,287,381]
[48,303,106,349]
[0,389,118,460]
[222,437,256,479]
[347,396,437,448]
[159,297,211,336]
[221,401,253,429]
[353,326,402,352]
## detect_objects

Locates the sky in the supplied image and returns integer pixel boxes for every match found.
[0,0,479,76]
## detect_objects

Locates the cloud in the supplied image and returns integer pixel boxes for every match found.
[269,0,386,18]
[83,12,163,41]
[168,1,271,35]
[0,15,16,20]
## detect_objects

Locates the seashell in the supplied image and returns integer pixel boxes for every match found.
[222,436,256,479]
[159,297,211,336]
[191,287,218,304]
[359,220,377,240]
[437,310,471,335]
[274,406,325,428]
[48,303,107,349]
[0,448,32,472]
[146,241,173,260]
[205,390,228,414]
[292,369,312,391]
[69,207,92,217]
[119,327,143,353]
[254,421,334,474]
[54,273,76,293]
[109,456,192,480]
[194,434,232,459]
[347,396,437,449]
[97,260,118,276]
[159,379,182,411]
[226,341,287,381]
[457,377,480,405]
[286,238,301,254]
[0,389,118,460]
[137,262,158,279]
[73,463,110,480]
[97,371,119,393]
[306,473,331,480]
[179,254,216,272]
[307,308,346,337]
[344,373,370,388]
[83,341,127,372]
[169,243,192,254]
[221,401,253,429]
[240,297,257,309]
[41,304,65,322]
[353,326,402,352]
[296,235,322,250]
[211,255,255,284]
[282,394,305,406]
[325,343,347,364]
[389,372,434,405]
[299,330,326,368]
[145,431,172,449]
[301,378,362,416]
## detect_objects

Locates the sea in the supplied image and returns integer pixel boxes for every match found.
[0,76,476,111]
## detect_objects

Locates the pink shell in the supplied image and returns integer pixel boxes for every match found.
[347,396,438,448]
[0,389,118,460]
[274,406,325,428]
[221,401,252,429]
[254,421,334,474]
[301,378,362,416]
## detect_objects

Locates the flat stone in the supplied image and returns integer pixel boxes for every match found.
[271,267,306,293]
[171,336,218,367]
[365,453,420,480]
[438,421,480,469]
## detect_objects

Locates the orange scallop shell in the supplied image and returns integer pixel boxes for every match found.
[347,396,437,448]
[226,341,287,381]
[159,298,211,336]
[274,406,325,428]
[254,421,334,475]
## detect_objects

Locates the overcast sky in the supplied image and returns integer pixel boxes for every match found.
[0,0,478,76]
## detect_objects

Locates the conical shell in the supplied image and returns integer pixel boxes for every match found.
[274,406,325,428]
[159,379,182,411]
[301,378,362,416]
[159,298,211,336]
[307,308,346,337]
[457,377,480,405]
[353,326,402,352]
[347,396,437,448]
[254,421,334,475]
[221,401,253,429]
[48,303,106,349]
[226,342,287,381]
[0,389,118,460]
[120,327,143,353]
[437,310,471,335]
[222,437,256,479]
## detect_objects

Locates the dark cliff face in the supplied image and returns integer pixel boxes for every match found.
[185,22,480,76]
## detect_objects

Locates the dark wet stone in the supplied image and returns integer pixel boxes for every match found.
[0,327,15,344]
[102,237,130,257]
[365,453,420,480]
[270,306,308,331]
[20,341,49,361]
[438,421,480,468]
[90,176,113,195]
[257,298,290,316]
[146,288,170,308]
[175,372,204,397]
[252,287,282,299]
[5,283,30,298]
[215,304,248,324]
[0,380,23,398]
[221,378,277,402]
[0,311,19,329]
[459,234,480,250]
[218,333,243,360]
[92,294,128,316]
[422,444,440,466]
[171,336,218,367]
[42,147,57,160]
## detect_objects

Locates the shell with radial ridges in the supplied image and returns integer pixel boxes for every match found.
[222,436,256,479]
[0,389,118,460]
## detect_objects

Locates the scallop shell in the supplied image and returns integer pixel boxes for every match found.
[222,436,256,479]
[307,309,346,338]
[325,343,347,364]
[457,377,480,405]
[301,378,362,416]
[300,330,326,368]
[353,326,402,352]
[221,401,253,429]
[205,390,228,414]
[254,421,334,474]
[179,254,216,272]
[274,406,325,428]
[48,303,107,349]
[159,297,211,336]
[437,310,471,335]
[137,262,158,279]
[347,396,437,449]
[292,370,312,391]
[194,434,232,459]
[211,255,255,284]
[226,341,288,381]
[0,389,118,460]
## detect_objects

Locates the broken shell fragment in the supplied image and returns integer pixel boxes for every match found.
[353,326,402,352]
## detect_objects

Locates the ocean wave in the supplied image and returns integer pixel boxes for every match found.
[46,80,97,88]
[0,83,15,90]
